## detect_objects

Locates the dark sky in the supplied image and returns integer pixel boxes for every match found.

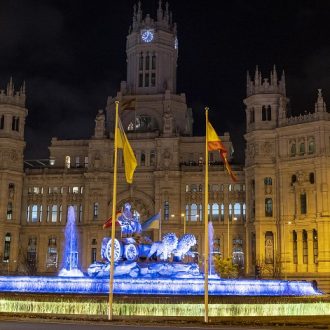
[0,0,329,162]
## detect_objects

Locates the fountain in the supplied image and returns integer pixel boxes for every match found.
[0,202,324,318]
[0,203,321,296]
[58,206,84,277]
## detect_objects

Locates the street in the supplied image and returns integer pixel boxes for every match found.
[0,319,327,330]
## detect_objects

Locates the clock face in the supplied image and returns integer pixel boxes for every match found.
[141,29,154,43]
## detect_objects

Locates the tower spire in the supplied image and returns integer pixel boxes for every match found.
[315,89,327,113]
[157,0,163,21]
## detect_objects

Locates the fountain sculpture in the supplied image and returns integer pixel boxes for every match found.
[0,203,321,296]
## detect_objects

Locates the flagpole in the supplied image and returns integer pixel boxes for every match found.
[204,107,209,323]
[159,208,162,241]
[108,100,119,321]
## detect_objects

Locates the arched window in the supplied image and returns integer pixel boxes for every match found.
[291,174,297,185]
[299,142,305,155]
[308,138,315,154]
[264,177,272,194]
[265,231,274,264]
[250,108,255,123]
[12,116,19,131]
[265,198,273,217]
[309,172,315,184]
[0,115,4,129]
[185,184,189,192]
[262,105,267,121]
[267,105,271,121]
[150,150,156,166]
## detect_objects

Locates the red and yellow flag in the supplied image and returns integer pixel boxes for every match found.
[207,121,237,182]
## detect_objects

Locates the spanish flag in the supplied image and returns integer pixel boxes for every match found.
[207,120,237,182]
[103,210,122,229]
[117,118,137,183]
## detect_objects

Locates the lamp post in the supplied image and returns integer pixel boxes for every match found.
[181,213,186,234]
[283,220,292,280]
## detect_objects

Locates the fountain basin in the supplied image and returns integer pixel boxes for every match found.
[0,276,320,296]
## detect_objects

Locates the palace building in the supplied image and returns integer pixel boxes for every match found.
[0,2,329,291]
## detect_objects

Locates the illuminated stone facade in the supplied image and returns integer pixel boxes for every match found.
[0,3,329,292]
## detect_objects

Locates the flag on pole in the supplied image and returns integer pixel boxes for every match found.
[141,211,161,231]
[103,210,122,229]
[120,98,136,110]
[207,121,237,182]
[117,118,137,183]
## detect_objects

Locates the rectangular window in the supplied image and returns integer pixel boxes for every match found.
[31,205,38,222]
[139,73,143,87]
[93,202,99,220]
[75,156,80,168]
[164,201,169,221]
[91,247,97,263]
[293,231,298,264]
[151,73,156,86]
[84,156,89,168]
[151,55,156,69]
[300,193,307,214]
[303,230,308,264]
[4,234,11,261]
[145,73,149,87]
[51,205,58,223]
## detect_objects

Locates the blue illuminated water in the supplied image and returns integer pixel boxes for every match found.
[58,206,83,277]
[0,275,320,296]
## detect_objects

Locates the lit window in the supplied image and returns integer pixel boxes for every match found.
[65,156,71,169]
[3,233,11,261]
[6,202,13,220]
[93,202,99,220]
[265,198,273,217]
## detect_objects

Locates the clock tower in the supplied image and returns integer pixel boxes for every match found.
[107,1,193,137]
[125,0,178,95]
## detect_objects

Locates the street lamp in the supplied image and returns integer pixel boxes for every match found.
[283,220,292,280]
[181,213,186,234]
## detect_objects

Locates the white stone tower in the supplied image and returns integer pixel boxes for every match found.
[0,77,28,271]
[243,66,287,274]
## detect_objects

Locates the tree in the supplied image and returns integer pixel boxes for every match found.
[214,256,239,278]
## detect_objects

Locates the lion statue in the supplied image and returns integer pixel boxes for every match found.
[147,232,178,261]
[173,234,197,261]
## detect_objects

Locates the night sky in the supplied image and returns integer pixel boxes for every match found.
[0,0,329,162]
